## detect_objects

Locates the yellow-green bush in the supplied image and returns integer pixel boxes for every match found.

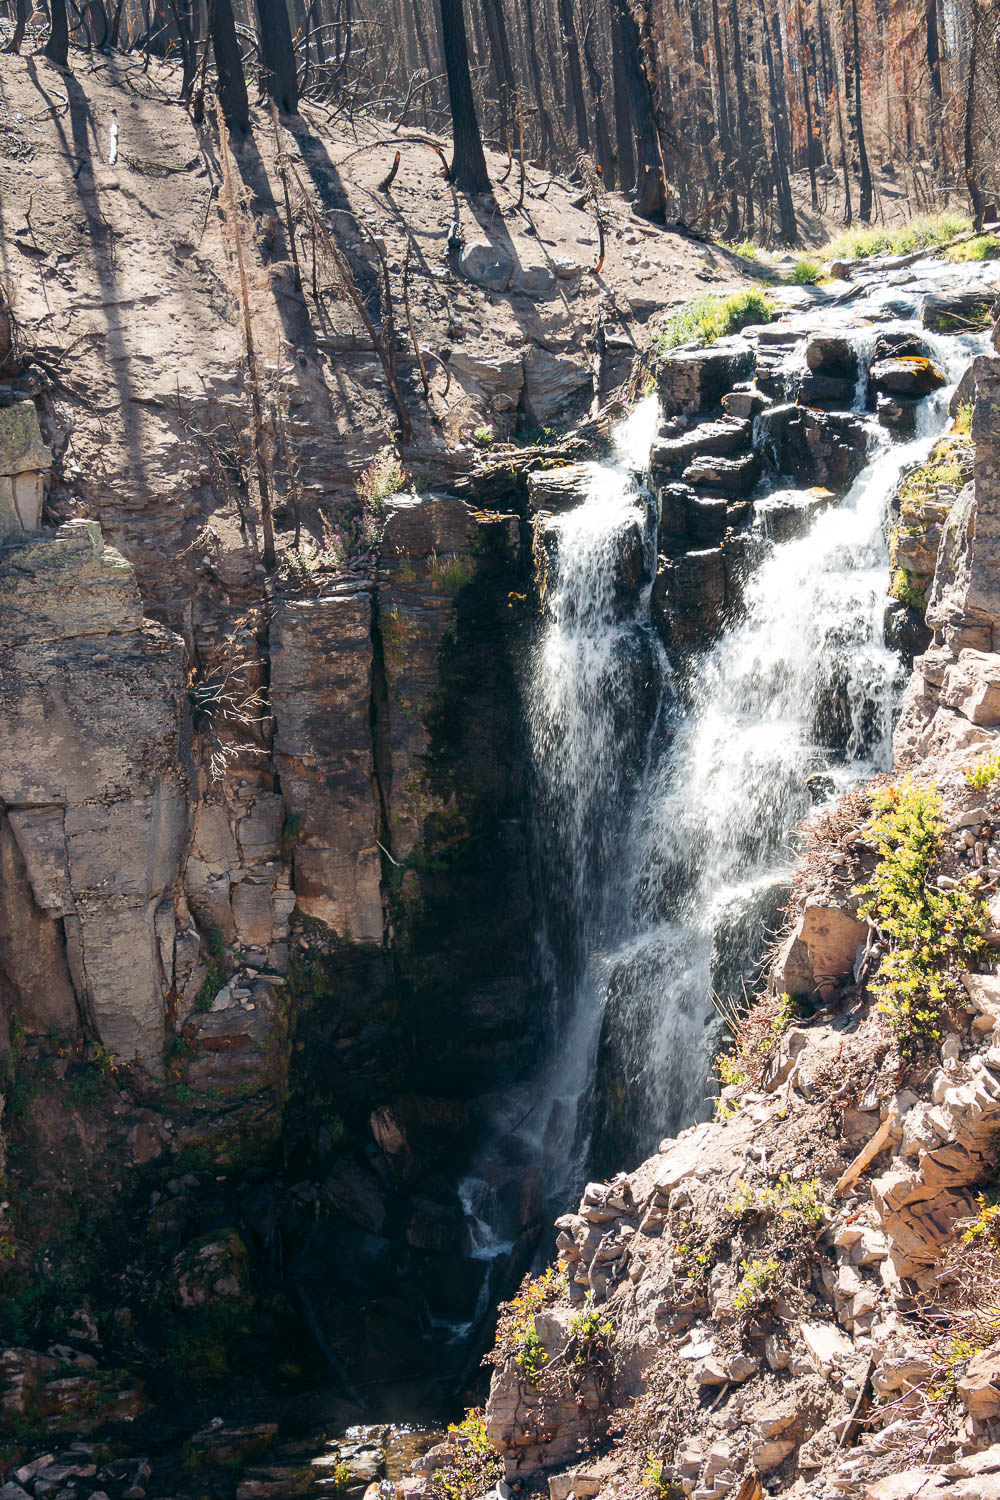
[856,780,988,1049]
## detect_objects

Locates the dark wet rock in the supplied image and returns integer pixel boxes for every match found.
[684,495,729,546]
[798,372,856,408]
[652,547,728,649]
[189,1424,279,1469]
[369,1095,471,1176]
[654,339,755,415]
[682,451,761,496]
[805,335,859,380]
[648,418,752,481]
[405,1194,468,1254]
[885,600,932,666]
[877,393,920,433]
[922,286,997,333]
[870,355,946,397]
[319,1157,389,1235]
[526,464,593,513]
[722,388,769,419]
[872,329,930,363]
[169,1231,253,1311]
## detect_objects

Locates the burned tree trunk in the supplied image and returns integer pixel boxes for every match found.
[438,0,492,191]
[611,0,665,219]
[610,0,635,192]
[44,0,70,65]
[257,0,300,112]
[557,0,590,152]
[210,0,251,129]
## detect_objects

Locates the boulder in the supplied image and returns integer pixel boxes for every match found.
[370,1095,471,1175]
[922,286,997,333]
[457,242,514,292]
[526,464,593,514]
[0,401,51,538]
[876,393,919,433]
[681,451,760,496]
[805,335,859,380]
[869,356,946,397]
[939,649,1000,725]
[958,1347,1000,1419]
[512,265,556,296]
[773,901,868,1001]
[872,330,930,363]
[649,418,752,481]
[798,372,856,408]
[521,348,593,426]
[169,1230,253,1310]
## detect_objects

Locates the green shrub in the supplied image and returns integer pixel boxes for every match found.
[656,288,773,350]
[855,780,989,1049]
[431,1412,503,1500]
[966,752,1000,790]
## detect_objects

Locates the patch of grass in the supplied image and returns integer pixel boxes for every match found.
[890,567,927,613]
[855,779,989,1051]
[953,402,974,436]
[789,256,822,283]
[943,234,1000,263]
[823,212,971,263]
[428,551,475,594]
[966,751,1000,790]
[656,287,773,350]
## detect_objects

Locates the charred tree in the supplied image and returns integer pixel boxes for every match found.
[210,0,251,129]
[438,0,492,191]
[557,0,590,152]
[44,0,70,65]
[610,0,636,192]
[847,0,873,221]
[257,0,300,112]
[611,0,665,219]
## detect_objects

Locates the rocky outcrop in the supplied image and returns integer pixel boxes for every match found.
[0,521,188,1066]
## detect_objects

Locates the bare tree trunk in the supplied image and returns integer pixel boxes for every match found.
[523,0,556,161]
[257,0,300,111]
[557,0,590,152]
[4,0,28,52]
[848,0,872,221]
[964,0,986,227]
[45,0,70,64]
[611,0,665,219]
[210,0,250,128]
[438,0,491,190]
[582,7,614,183]
[610,0,635,192]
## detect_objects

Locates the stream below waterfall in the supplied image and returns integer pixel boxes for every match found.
[453,260,994,1321]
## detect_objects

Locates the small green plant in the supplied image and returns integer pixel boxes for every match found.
[713,990,796,1106]
[856,779,989,1050]
[281,811,303,844]
[468,424,495,448]
[656,288,773,350]
[567,1292,613,1366]
[890,567,927,613]
[966,752,1000,790]
[953,402,974,436]
[357,446,404,551]
[642,1454,680,1499]
[492,1264,567,1389]
[733,1255,779,1313]
[728,1173,826,1226]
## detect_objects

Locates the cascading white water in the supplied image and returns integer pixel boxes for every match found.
[523,280,991,1190]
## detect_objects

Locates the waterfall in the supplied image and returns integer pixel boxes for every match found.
[524,300,987,1192]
